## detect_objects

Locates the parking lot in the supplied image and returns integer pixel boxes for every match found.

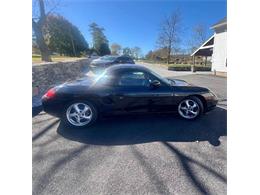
[32,64,227,195]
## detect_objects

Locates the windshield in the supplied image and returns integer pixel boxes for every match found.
[99,56,117,61]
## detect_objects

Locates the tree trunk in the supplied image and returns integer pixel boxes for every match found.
[70,35,76,57]
[32,21,52,62]
[32,0,51,62]
[167,47,171,64]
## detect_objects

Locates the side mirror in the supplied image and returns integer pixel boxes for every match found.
[150,80,161,88]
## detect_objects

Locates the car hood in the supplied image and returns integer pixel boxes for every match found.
[168,78,191,86]
[168,78,209,92]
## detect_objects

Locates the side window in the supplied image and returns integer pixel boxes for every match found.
[121,57,128,63]
[125,57,134,63]
[118,71,149,87]
[117,57,127,63]
[117,57,132,63]
[96,71,115,86]
[116,57,122,63]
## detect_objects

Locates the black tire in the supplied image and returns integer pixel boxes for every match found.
[61,100,98,128]
[177,96,204,120]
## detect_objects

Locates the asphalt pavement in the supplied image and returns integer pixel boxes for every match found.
[32,64,227,195]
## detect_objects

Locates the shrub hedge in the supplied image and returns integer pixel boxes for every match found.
[168,65,211,71]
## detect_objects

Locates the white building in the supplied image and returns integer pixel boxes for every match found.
[191,17,227,76]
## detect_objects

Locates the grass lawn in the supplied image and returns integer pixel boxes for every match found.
[32,55,85,64]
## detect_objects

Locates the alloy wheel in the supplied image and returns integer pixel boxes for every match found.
[66,103,93,126]
[178,99,200,119]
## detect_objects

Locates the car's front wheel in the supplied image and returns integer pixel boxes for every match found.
[62,101,98,128]
[177,96,203,120]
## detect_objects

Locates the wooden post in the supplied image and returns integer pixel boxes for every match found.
[205,56,207,66]
[191,56,196,72]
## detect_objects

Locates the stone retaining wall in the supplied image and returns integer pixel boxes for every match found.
[32,58,91,96]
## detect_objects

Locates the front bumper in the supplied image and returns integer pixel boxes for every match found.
[206,102,217,112]
[201,92,218,112]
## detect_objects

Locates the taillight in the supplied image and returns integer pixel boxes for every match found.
[43,88,56,99]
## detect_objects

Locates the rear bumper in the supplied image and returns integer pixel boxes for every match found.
[41,97,64,117]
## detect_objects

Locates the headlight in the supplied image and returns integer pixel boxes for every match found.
[210,91,217,97]
[203,91,218,99]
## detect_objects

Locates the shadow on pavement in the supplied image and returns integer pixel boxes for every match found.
[33,144,90,195]
[33,119,60,141]
[57,107,226,146]
[32,106,43,117]
[162,142,226,194]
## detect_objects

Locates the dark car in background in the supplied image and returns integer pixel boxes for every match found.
[90,55,135,68]
[42,64,218,128]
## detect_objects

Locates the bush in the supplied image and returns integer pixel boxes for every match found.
[168,65,211,71]
[195,66,211,71]
[168,65,191,71]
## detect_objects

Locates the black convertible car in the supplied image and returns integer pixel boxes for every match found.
[42,64,218,128]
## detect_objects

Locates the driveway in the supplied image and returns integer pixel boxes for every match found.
[33,64,227,195]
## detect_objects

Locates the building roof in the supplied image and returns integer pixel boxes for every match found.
[190,17,227,57]
[211,17,227,29]
[191,35,214,56]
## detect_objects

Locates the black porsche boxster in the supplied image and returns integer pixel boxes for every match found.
[42,64,218,128]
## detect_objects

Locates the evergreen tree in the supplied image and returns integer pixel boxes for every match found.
[89,23,111,56]
[44,14,89,56]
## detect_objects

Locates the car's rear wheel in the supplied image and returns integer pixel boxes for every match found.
[62,101,98,128]
[178,96,203,120]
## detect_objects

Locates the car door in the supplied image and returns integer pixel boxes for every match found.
[110,70,149,113]
[111,70,173,113]
[144,72,175,112]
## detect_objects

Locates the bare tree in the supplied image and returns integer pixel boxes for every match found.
[131,47,142,59]
[32,0,61,61]
[110,43,122,55]
[157,10,182,64]
[188,24,207,53]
